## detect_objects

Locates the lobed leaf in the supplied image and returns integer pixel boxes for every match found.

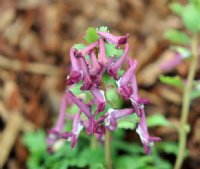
[182,4,200,32]
[169,2,184,15]
[164,29,190,44]
[147,114,170,127]
[85,27,99,43]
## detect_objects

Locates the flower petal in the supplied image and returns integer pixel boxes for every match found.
[90,86,106,113]
[108,43,129,79]
[97,31,129,45]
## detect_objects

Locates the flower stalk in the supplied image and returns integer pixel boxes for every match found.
[174,35,199,169]
[105,130,112,169]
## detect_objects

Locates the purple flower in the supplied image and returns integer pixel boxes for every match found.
[78,57,92,90]
[66,48,83,85]
[86,119,106,135]
[108,43,129,79]
[104,109,117,131]
[97,31,129,45]
[117,59,138,99]
[62,111,83,148]
[90,85,106,113]
[113,108,135,119]
[49,28,161,154]
[47,95,67,149]
[89,51,102,76]
[66,90,92,119]
[104,108,134,131]
[160,53,183,71]
[136,109,161,154]
[74,42,98,58]
[91,58,114,86]
[98,38,110,65]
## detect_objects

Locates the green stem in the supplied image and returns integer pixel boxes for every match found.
[174,35,198,169]
[105,129,112,169]
[91,135,97,149]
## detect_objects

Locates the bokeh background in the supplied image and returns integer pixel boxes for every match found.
[0,0,200,169]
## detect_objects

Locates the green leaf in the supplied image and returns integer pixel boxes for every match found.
[159,75,184,88]
[91,163,105,169]
[106,87,123,108]
[105,43,117,57]
[190,89,200,100]
[78,148,104,166]
[116,49,124,58]
[105,43,124,58]
[182,4,200,32]
[27,156,42,169]
[23,130,46,155]
[73,43,86,50]
[113,140,144,154]
[169,2,184,15]
[190,0,200,8]
[97,26,109,32]
[69,83,82,95]
[118,69,125,77]
[67,104,79,115]
[164,29,190,44]
[115,155,139,169]
[85,27,99,43]
[156,142,178,155]
[147,114,170,127]
[117,114,139,129]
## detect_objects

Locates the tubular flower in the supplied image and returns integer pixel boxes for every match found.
[117,59,138,99]
[61,111,83,148]
[74,42,98,58]
[47,95,67,151]
[66,48,83,85]
[160,53,183,71]
[136,109,161,154]
[99,38,110,65]
[108,43,129,79]
[97,31,129,45]
[90,85,106,113]
[89,51,101,76]
[48,27,160,155]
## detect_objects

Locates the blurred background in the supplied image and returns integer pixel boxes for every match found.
[0,0,200,169]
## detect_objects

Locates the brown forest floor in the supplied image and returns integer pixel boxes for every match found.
[0,0,200,169]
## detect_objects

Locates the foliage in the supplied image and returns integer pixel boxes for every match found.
[23,127,175,169]
[159,75,183,89]
[164,29,190,45]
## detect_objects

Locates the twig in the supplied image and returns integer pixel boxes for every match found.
[0,54,61,76]
[0,113,23,168]
[0,102,35,132]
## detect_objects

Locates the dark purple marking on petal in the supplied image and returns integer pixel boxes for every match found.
[61,132,73,139]
[74,42,98,58]
[97,31,129,45]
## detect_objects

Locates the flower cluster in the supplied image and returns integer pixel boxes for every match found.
[47,27,160,154]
